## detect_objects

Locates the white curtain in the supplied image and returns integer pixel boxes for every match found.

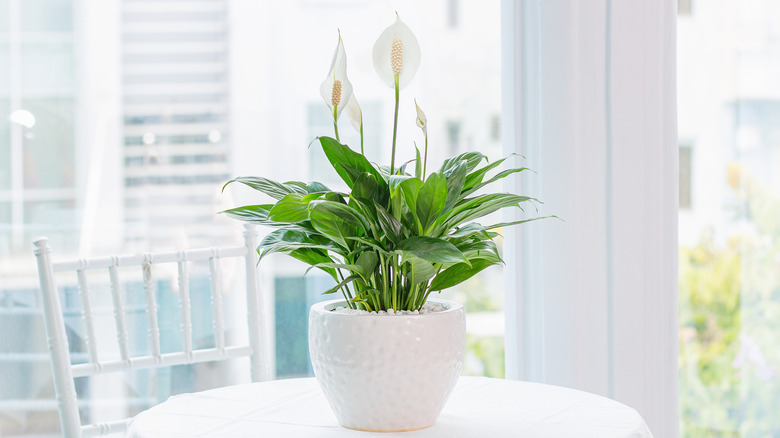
[501,1,678,437]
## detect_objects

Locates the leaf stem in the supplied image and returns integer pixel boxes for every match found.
[333,106,340,142]
[390,74,400,174]
[335,269,354,309]
[423,133,428,179]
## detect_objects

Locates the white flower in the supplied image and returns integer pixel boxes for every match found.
[372,14,421,89]
[320,33,354,120]
[345,94,362,133]
[414,99,427,135]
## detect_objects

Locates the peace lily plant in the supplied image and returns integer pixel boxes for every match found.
[223,15,548,312]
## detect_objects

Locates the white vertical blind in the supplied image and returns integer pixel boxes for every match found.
[501,1,678,436]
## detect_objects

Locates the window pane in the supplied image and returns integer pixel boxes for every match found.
[23,199,77,250]
[22,98,75,189]
[0,99,10,190]
[0,44,9,92]
[21,0,73,32]
[0,0,8,33]
[678,1,780,435]
[0,1,505,434]
[21,42,75,92]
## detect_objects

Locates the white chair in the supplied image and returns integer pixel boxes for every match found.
[33,223,272,437]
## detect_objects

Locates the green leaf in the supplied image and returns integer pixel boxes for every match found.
[388,174,414,193]
[304,262,364,277]
[302,192,325,203]
[257,229,338,260]
[447,223,492,242]
[322,274,361,295]
[440,152,486,174]
[461,167,531,197]
[485,215,559,230]
[319,136,385,189]
[223,176,302,200]
[325,192,347,204]
[429,259,495,291]
[287,248,337,279]
[375,203,403,244]
[458,240,503,264]
[352,171,389,207]
[283,181,309,194]
[307,181,330,193]
[398,158,416,176]
[415,145,422,179]
[267,194,308,223]
[404,255,436,285]
[443,161,468,213]
[345,236,393,256]
[397,176,422,218]
[309,201,367,249]
[463,157,507,191]
[434,193,537,235]
[396,236,468,264]
[355,251,379,279]
[416,172,447,232]
[219,204,274,223]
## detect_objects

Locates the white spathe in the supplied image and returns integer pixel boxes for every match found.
[344,94,362,133]
[308,299,465,432]
[372,14,421,89]
[319,35,353,120]
[415,99,427,135]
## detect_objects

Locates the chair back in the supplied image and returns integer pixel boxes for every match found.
[33,223,271,437]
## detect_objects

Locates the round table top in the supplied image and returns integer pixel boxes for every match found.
[127,376,654,437]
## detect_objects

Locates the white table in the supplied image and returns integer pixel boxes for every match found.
[127,376,654,437]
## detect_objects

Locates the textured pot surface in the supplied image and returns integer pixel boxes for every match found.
[308,299,466,432]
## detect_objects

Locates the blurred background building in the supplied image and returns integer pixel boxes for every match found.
[0,0,503,435]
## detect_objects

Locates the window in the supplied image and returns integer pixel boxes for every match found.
[0,1,504,435]
[678,0,692,16]
[678,1,780,435]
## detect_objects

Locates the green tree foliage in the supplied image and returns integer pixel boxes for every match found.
[680,163,780,436]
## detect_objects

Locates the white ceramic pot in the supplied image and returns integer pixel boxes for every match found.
[308,299,466,432]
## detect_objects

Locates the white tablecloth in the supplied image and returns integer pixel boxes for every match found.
[127,376,654,437]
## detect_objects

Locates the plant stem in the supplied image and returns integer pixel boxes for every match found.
[390,74,399,174]
[335,269,354,309]
[333,106,340,142]
[360,121,364,155]
[380,253,389,309]
[393,255,400,311]
[423,134,428,179]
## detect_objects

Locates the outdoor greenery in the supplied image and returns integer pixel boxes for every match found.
[221,16,548,311]
[679,163,780,437]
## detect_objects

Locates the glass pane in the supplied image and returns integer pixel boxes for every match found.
[22,98,75,189]
[21,0,73,32]
[0,99,10,190]
[0,0,8,33]
[678,2,780,435]
[0,1,505,434]
[21,42,75,92]
[0,202,9,237]
[0,43,9,93]
[24,199,77,250]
